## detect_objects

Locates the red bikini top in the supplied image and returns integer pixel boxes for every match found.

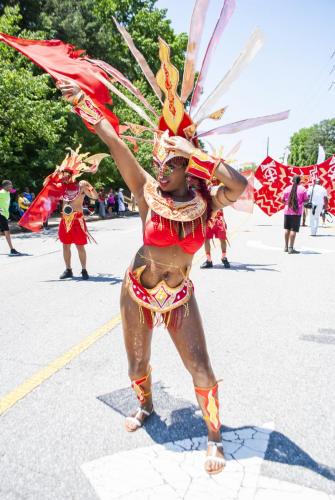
[143,178,208,255]
[144,212,205,254]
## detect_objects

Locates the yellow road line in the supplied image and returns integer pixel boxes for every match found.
[0,314,121,416]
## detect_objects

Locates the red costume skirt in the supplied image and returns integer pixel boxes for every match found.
[58,212,88,245]
[205,210,227,240]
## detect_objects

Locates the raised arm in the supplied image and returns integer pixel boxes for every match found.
[57,80,149,202]
[80,180,98,200]
[210,162,248,209]
[164,136,247,209]
[94,119,148,199]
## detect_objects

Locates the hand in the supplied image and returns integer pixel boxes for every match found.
[56,79,82,102]
[164,136,194,158]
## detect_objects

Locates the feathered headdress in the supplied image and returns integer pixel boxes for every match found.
[1,0,289,166]
[86,0,289,165]
[44,145,109,185]
[19,146,108,232]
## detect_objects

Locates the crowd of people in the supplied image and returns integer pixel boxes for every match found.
[94,187,132,218]
[0,175,331,261]
[4,183,135,223]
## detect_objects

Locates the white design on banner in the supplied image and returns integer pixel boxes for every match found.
[309,165,319,184]
[263,167,278,183]
[328,164,335,181]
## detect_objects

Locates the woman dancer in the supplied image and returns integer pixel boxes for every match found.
[4,4,288,473]
[58,74,246,474]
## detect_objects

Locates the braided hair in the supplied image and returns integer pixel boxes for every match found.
[288,175,301,212]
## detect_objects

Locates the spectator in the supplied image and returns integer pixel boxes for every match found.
[307,179,328,236]
[117,187,126,216]
[282,175,308,254]
[9,189,20,222]
[97,188,106,218]
[0,180,20,255]
[106,188,116,216]
[23,187,33,203]
[18,192,31,216]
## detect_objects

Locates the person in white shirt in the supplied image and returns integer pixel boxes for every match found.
[307,179,328,236]
[117,188,126,215]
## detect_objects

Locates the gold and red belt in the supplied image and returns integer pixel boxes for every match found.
[127,265,193,313]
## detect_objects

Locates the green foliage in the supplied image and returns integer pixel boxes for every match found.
[288,119,335,166]
[0,6,69,188]
[0,0,187,190]
[239,162,257,172]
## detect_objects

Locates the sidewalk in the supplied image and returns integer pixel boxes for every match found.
[8,211,139,234]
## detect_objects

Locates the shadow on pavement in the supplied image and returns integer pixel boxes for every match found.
[308,234,335,237]
[12,230,58,239]
[299,250,322,255]
[300,328,335,346]
[301,334,335,345]
[6,252,33,257]
[41,273,123,284]
[216,262,279,272]
[98,381,335,482]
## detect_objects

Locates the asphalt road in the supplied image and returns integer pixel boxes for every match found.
[0,208,334,499]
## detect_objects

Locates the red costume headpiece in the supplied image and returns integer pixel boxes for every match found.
[18,146,108,232]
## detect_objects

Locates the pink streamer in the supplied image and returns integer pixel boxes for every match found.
[87,58,158,117]
[181,0,210,103]
[190,0,236,115]
[233,170,255,213]
[113,17,162,102]
[195,110,290,138]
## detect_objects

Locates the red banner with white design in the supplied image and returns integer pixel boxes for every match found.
[254,156,335,216]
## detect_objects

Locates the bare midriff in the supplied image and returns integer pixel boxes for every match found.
[131,244,193,288]
[62,193,85,212]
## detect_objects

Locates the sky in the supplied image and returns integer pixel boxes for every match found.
[156,0,335,165]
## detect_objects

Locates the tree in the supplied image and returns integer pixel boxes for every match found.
[0,6,69,188]
[288,119,335,166]
[239,162,257,172]
[0,1,188,190]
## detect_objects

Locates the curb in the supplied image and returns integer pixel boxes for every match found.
[9,212,139,235]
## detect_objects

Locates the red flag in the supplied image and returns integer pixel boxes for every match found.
[18,178,68,232]
[0,33,119,133]
[254,156,335,216]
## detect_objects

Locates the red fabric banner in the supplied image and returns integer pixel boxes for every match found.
[18,177,70,232]
[254,156,335,216]
[0,33,119,133]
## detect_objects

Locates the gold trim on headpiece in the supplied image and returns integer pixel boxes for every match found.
[156,38,185,134]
